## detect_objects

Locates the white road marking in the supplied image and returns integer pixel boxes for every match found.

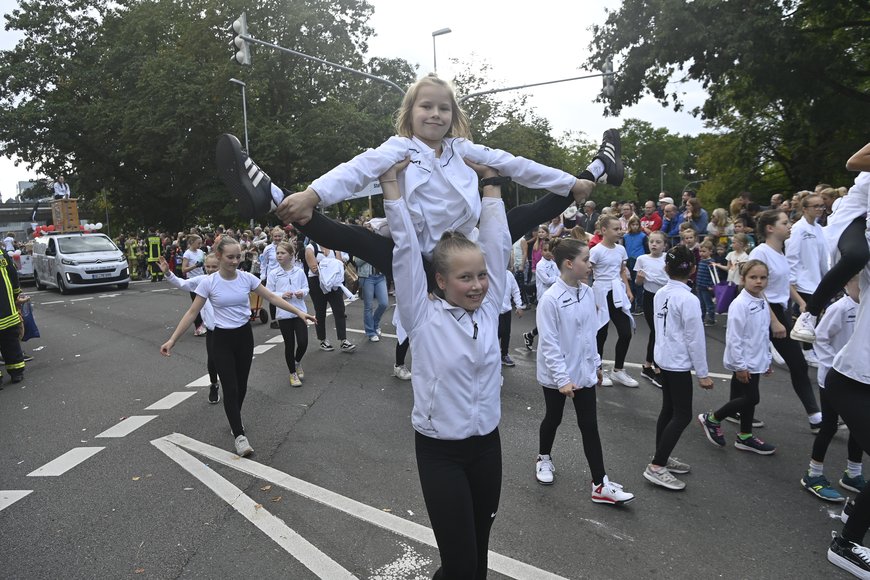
[157,433,569,580]
[265,335,285,344]
[151,289,170,293]
[345,328,399,339]
[145,391,197,410]
[27,447,105,477]
[186,374,213,388]
[253,344,276,355]
[98,293,120,298]
[95,415,158,438]
[603,360,731,380]
[152,437,357,579]
[70,297,94,302]
[40,300,65,305]
[0,490,33,511]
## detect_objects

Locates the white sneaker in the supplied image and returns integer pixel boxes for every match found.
[375,326,382,336]
[610,369,639,387]
[771,345,786,366]
[393,365,412,381]
[591,475,635,505]
[600,370,613,387]
[791,312,817,343]
[368,335,380,342]
[804,348,819,368]
[535,454,555,485]
[643,464,686,490]
[234,435,254,457]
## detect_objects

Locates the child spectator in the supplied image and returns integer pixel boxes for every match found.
[695,241,717,326]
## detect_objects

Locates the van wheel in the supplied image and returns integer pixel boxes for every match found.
[57,274,70,295]
[117,282,129,290]
[34,272,46,291]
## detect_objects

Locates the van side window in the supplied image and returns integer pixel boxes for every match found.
[47,239,56,256]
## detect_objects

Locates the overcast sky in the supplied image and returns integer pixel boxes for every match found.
[0,0,707,200]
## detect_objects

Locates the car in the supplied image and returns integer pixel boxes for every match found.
[32,232,130,293]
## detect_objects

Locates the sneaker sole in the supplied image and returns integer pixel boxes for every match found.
[208,397,221,405]
[641,372,662,388]
[725,415,766,428]
[237,447,253,457]
[734,441,775,455]
[642,470,685,491]
[536,477,554,486]
[591,493,636,506]
[827,547,870,579]
[840,479,865,494]
[801,478,846,502]
[612,378,639,388]
[215,134,272,218]
[697,414,726,448]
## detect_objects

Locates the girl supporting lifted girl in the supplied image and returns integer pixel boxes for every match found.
[160,237,315,458]
[534,237,635,505]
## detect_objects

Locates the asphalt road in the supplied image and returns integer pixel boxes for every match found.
[0,279,859,579]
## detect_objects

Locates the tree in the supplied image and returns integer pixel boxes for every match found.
[587,0,870,191]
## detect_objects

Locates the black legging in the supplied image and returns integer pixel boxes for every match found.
[825,370,870,545]
[769,303,820,415]
[642,289,657,364]
[294,192,575,291]
[308,276,347,342]
[189,292,203,328]
[596,291,633,369]
[807,217,869,317]
[396,338,410,366]
[712,373,761,434]
[277,317,308,374]
[205,329,217,385]
[651,369,694,466]
[498,311,512,357]
[416,428,502,580]
[212,323,254,438]
[813,385,864,464]
[539,386,606,484]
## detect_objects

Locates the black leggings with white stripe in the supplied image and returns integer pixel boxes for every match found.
[212,323,254,438]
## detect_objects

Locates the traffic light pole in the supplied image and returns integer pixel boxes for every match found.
[458,71,615,103]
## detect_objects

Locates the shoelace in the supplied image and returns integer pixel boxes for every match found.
[539,461,554,473]
[851,543,870,565]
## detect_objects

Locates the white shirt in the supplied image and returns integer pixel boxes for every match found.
[194,271,261,329]
[824,172,870,258]
[590,243,627,282]
[832,252,870,384]
[590,243,633,329]
[501,270,523,314]
[535,257,559,303]
[183,248,205,278]
[260,243,278,281]
[634,254,668,293]
[311,135,575,259]
[725,250,749,284]
[723,289,772,373]
[653,280,709,376]
[2,237,14,252]
[815,294,857,387]
[536,279,601,389]
[166,272,215,330]
[749,243,790,306]
[388,196,508,441]
[266,264,309,319]
[786,218,829,293]
[53,181,70,198]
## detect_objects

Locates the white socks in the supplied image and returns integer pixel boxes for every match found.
[587,159,606,181]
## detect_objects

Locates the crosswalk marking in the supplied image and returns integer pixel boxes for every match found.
[253,344,276,355]
[0,490,33,511]
[145,392,197,410]
[27,447,105,477]
[95,415,157,438]
[185,374,213,388]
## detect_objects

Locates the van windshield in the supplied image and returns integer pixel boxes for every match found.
[57,236,119,254]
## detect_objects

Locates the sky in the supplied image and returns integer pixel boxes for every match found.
[0,0,708,200]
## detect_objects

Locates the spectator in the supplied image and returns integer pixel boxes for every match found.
[657,196,674,217]
[682,198,709,236]
[768,193,784,211]
[618,203,635,233]
[661,203,683,246]
[562,203,579,230]
[707,207,733,244]
[640,200,662,234]
[577,200,600,235]
[679,189,696,212]
[547,216,565,239]
[818,186,846,226]
[53,176,71,199]
[3,232,15,253]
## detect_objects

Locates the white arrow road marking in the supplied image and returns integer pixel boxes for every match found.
[151,437,356,579]
[253,344,275,355]
[153,433,569,580]
[0,490,33,512]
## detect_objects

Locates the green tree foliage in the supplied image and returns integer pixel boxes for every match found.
[587,0,870,193]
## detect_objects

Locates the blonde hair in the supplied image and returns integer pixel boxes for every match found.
[432,230,480,298]
[270,226,285,238]
[711,207,730,228]
[395,74,472,141]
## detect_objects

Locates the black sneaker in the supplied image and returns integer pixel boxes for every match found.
[319,340,334,352]
[641,366,662,388]
[698,413,726,447]
[725,413,765,429]
[828,532,870,578]
[501,354,516,367]
[208,383,221,404]
[592,129,624,186]
[523,332,534,350]
[269,321,279,329]
[215,133,280,219]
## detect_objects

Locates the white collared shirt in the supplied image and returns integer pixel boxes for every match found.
[815,294,857,387]
[653,279,709,376]
[266,264,309,320]
[723,289,771,373]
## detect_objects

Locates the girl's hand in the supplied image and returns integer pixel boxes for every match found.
[157,256,170,274]
[735,370,750,383]
[380,157,411,182]
[636,271,646,285]
[771,320,787,339]
[160,339,174,357]
[276,189,318,225]
[515,307,524,318]
[303,313,317,324]
[558,383,577,398]
[626,290,634,303]
[698,376,714,389]
[282,291,293,299]
[764,366,773,376]
[463,159,498,179]
[295,290,304,298]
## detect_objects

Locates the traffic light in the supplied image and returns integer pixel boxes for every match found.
[602,58,614,97]
[232,12,251,66]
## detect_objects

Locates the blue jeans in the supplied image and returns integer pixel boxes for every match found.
[697,286,715,321]
[361,274,388,337]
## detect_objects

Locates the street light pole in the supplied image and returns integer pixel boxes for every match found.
[660,164,667,193]
[682,179,708,192]
[431,28,451,73]
[229,78,249,153]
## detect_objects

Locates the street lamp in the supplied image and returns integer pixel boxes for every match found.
[432,28,451,73]
[229,78,249,153]
[660,164,667,194]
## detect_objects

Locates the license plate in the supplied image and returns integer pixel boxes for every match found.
[91,272,114,279]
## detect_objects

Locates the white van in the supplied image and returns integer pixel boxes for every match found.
[32,232,130,293]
